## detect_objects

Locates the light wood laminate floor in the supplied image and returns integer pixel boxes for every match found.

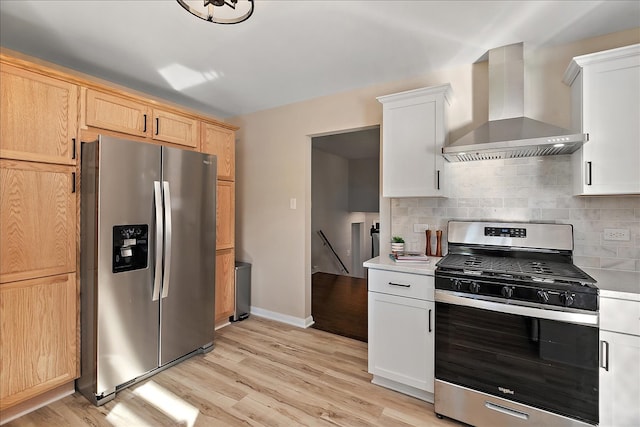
[5,317,461,426]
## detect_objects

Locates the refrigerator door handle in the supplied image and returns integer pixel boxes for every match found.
[153,181,163,301]
[162,181,172,298]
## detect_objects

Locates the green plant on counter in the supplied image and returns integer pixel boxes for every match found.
[392,236,405,243]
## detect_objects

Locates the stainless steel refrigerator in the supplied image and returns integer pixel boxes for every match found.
[78,135,216,405]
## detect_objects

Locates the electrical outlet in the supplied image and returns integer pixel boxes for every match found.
[603,228,630,241]
[413,223,429,233]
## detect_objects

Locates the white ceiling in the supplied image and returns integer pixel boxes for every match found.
[1,1,638,119]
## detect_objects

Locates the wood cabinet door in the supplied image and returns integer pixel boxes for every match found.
[215,248,235,323]
[202,123,235,180]
[85,89,150,138]
[0,64,78,165]
[152,109,199,148]
[0,273,77,410]
[0,160,76,283]
[216,181,235,250]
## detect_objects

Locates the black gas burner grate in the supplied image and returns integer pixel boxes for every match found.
[438,254,594,283]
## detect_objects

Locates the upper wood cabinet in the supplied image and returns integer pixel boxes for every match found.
[0,273,77,410]
[85,89,150,138]
[564,44,640,195]
[152,109,199,148]
[0,64,78,165]
[377,84,451,198]
[202,122,235,180]
[85,89,200,149]
[216,181,235,250]
[0,160,76,284]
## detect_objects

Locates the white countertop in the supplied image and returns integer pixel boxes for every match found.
[580,267,640,301]
[363,255,441,275]
[364,257,640,302]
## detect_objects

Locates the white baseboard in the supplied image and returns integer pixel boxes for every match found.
[250,306,315,329]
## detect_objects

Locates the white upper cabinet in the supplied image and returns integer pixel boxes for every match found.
[378,84,452,198]
[563,44,640,195]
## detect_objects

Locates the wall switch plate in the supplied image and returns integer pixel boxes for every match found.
[413,223,429,233]
[603,228,630,241]
[290,198,297,210]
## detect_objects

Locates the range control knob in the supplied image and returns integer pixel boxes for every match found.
[452,279,462,291]
[469,282,480,293]
[537,290,550,303]
[501,286,513,298]
[560,292,575,307]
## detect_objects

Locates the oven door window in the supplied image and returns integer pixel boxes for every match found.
[435,302,599,425]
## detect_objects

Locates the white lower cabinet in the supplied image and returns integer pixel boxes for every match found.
[367,269,434,402]
[599,296,640,427]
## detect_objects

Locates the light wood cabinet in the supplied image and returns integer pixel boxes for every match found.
[203,122,237,324]
[0,47,237,412]
[216,181,235,250]
[202,122,235,180]
[0,64,78,165]
[215,248,235,322]
[0,273,77,410]
[152,109,199,148]
[85,89,150,138]
[564,44,640,195]
[0,160,76,284]
[367,269,435,402]
[377,84,451,198]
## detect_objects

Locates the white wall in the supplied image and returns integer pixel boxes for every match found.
[231,28,640,324]
[349,157,380,213]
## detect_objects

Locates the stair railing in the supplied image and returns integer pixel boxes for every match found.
[316,230,349,274]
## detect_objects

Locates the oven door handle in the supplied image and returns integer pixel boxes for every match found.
[435,290,599,326]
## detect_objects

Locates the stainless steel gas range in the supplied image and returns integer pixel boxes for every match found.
[434,221,599,427]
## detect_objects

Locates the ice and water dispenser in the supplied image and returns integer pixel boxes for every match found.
[112,224,149,273]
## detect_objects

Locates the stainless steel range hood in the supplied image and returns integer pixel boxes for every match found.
[442,43,587,162]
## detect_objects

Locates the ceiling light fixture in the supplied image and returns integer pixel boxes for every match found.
[177,0,254,24]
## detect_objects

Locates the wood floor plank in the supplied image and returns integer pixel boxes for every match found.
[4,317,462,426]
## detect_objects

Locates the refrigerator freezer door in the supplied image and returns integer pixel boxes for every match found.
[96,136,161,395]
[159,147,216,365]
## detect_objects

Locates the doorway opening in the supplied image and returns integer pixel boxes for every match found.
[310,126,380,342]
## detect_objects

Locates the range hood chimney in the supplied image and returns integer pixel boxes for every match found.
[442,43,587,162]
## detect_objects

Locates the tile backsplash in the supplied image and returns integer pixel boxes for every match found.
[391,155,640,272]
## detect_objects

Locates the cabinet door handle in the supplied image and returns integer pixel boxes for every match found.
[155,117,159,135]
[388,282,410,288]
[436,170,441,190]
[585,161,592,186]
[143,114,147,133]
[428,309,432,332]
[72,138,76,159]
[600,340,609,371]
[71,172,76,193]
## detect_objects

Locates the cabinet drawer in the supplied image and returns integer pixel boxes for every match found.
[600,297,640,336]
[368,269,433,301]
